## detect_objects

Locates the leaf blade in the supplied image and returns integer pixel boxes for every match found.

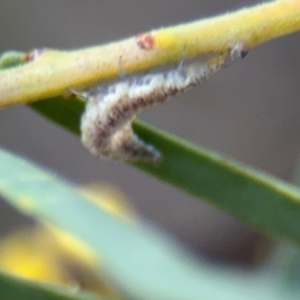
[30,97,300,246]
[0,146,283,300]
[0,269,103,300]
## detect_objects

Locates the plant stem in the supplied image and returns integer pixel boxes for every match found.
[0,0,300,107]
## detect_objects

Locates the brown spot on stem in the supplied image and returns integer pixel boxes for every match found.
[25,48,48,62]
[136,32,155,50]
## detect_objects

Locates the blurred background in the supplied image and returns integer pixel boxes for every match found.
[1,0,300,266]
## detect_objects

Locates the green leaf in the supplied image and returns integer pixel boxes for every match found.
[0,269,103,300]
[30,98,300,246]
[0,146,286,300]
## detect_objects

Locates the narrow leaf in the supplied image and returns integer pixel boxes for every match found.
[0,146,282,300]
[0,269,103,300]
[31,98,300,246]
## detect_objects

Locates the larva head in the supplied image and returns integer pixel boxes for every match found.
[230,42,249,60]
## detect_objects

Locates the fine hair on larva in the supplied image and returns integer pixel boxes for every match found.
[80,42,248,163]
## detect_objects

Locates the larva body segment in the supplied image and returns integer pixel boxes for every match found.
[80,43,247,163]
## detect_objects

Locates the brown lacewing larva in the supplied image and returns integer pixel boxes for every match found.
[79,43,248,163]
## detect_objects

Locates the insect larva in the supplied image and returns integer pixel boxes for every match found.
[80,43,248,163]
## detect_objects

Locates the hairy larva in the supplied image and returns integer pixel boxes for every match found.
[79,43,248,163]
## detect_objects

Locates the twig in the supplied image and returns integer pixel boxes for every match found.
[0,0,300,107]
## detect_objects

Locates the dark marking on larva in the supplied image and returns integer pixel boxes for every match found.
[240,48,249,59]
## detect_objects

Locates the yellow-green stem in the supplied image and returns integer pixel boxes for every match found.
[0,0,300,107]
